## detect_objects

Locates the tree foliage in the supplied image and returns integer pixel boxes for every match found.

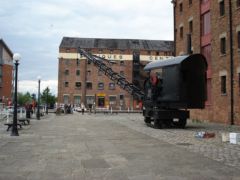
[18,92,32,106]
[17,87,56,107]
[41,87,56,107]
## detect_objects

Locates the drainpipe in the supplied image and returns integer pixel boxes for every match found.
[171,0,176,56]
[229,0,234,125]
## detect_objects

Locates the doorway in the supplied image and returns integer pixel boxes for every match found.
[98,96,105,107]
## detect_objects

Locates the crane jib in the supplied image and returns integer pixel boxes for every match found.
[78,48,144,100]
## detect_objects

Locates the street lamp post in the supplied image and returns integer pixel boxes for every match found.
[11,53,21,136]
[46,87,49,114]
[37,76,41,120]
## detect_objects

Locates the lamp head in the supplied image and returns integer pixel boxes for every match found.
[37,76,41,81]
[13,53,21,62]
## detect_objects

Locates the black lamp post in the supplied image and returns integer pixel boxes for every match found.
[11,53,21,136]
[46,87,49,114]
[37,76,41,120]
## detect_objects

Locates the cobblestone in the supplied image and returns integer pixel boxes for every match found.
[110,113,240,170]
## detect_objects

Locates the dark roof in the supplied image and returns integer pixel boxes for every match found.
[144,55,188,71]
[60,37,173,51]
[144,54,207,71]
[0,39,13,56]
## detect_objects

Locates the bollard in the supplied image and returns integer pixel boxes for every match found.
[19,107,23,119]
[6,109,10,123]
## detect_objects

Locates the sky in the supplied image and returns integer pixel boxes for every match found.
[0,0,173,96]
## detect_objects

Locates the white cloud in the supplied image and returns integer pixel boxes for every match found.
[19,80,58,96]
[1,0,173,97]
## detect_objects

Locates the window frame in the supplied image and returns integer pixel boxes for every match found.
[189,0,192,6]
[221,75,227,95]
[64,69,69,75]
[86,82,92,90]
[64,81,69,87]
[238,73,240,94]
[109,82,115,90]
[75,82,81,89]
[219,0,225,16]
[179,3,183,13]
[220,37,226,55]
[98,82,104,90]
[238,31,240,49]
[189,20,193,34]
[180,26,184,39]
[237,0,240,8]
[120,60,125,66]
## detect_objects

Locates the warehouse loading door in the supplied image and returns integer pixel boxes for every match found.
[98,96,105,107]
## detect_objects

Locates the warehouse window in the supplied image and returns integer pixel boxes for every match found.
[120,61,124,66]
[238,31,240,49]
[64,69,69,75]
[219,0,225,16]
[237,73,240,95]
[98,82,104,90]
[65,60,69,65]
[74,96,81,105]
[109,82,115,90]
[75,82,81,89]
[221,75,227,95]
[120,71,125,77]
[76,70,80,76]
[179,3,183,12]
[109,96,117,105]
[201,11,211,35]
[76,59,80,66]
[87,70,91,77]
[180,26,183,39]
[220,37,226,55]
[86,82,92,90]
[64,82,69,87]
[63,95,69,104]
[189,20,193,33]
[237,0,240,8]
[189,0,192,5]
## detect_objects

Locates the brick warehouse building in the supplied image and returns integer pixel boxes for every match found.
[172,0,240,125]
[0,39,13,106]
[58,37,173,110]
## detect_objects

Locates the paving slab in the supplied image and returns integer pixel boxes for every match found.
[0,113,239,179]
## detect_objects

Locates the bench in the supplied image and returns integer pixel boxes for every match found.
[18,118,30,125]
[4,123,22,131]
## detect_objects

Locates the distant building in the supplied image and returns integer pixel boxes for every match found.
[172,0,240,125]
[0,39,13,106]
[58,37,173,109]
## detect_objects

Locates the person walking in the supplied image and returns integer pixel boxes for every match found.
[81,103,85,115]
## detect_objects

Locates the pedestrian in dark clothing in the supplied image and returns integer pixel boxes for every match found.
[81,103,85,115]
[88,104,92,114]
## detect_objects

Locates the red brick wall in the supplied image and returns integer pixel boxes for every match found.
[174,0,240,125]
[0,64,13,104]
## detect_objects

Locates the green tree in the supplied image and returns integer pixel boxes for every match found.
[18,92,32,106]
[41,87,56,107]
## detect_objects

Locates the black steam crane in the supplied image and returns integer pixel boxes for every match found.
[78,48,207,129]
